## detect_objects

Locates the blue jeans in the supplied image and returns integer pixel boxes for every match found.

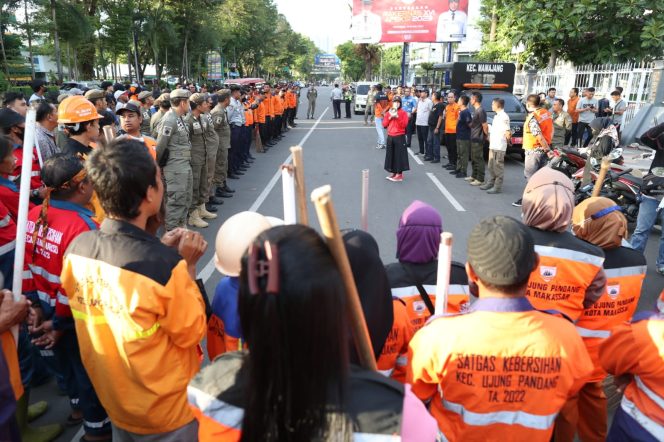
[426,127,441,161]
[375,118,385,146]
[630,196,664,269]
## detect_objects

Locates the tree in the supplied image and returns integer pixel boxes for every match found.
[478,0,664,68]
[355,43,380,81]
[335,41,364,81]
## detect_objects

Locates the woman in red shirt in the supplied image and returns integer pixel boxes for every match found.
[383,97,410,182]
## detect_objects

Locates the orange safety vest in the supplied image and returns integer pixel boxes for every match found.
[376,299,414,383]
[600,314,664,435]
[265,94,275,118]
[244,103,254,126]
[408,297,594,441]
[445,103,460,134]
[523,108,553,150]
[1,331,23,400]
[525,231,605,322]
[254,100,266,124]
[574,248,646,382]
[272,95,284,116]
[391,282,471,332]
[143,136,157,160]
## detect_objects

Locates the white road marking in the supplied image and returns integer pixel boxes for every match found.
[407,148,424,165]
[289,127,372,130]
[426,173,466,212]
[197,107,329,282]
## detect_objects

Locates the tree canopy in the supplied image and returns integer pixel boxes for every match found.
[477,0,664,68]
[1,0,321,84]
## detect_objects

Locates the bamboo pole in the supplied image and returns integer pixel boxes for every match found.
[434,233,454,315]
[361,169,369,231]
[592,157,611,197]
[281,165,296,225]
[311,185,376,370]
[290,146,308,225]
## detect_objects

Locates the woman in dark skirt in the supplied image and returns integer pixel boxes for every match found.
[383,96,410,182]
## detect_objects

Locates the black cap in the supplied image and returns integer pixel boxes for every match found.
[0,108,25,129]
[467,216,537,286]
[116,102,141,116]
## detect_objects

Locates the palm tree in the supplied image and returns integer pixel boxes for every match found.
[355,43,380,81]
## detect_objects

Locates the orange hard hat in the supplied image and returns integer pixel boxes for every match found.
[58,95,102,124]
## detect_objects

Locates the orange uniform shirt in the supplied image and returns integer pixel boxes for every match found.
[376,299,415,383]
[254,99,266,124]
[272,95,284,116]
[408,297,593,441]
[1,331,23,400]
[567,96,580,123]
[244,103,254,126]
[445,102,460,134]
[600,314,664,433]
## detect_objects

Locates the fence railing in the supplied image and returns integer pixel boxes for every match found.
[515,62,654,127]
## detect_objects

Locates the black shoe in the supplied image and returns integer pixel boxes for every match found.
[424,157,433,161]
[205,203,219,212]
[246,159,255,163]
[234,170,245,176]
[217,190,233,198]
[208,196,224,205]
[222,185,235,193]
[512,198,523,207]
[238,166,248,171]
[248,156,256,160]
[405,144,411,148]
[430,159,440,164]
[445,164,456,170]
[228,173,240,179]
[450,169,459,174]
[454,172,467,178]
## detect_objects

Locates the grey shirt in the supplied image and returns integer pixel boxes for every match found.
[576,98,598,124]
[330,87,343,100]
[35,124,60,162]
[609,99,627,125]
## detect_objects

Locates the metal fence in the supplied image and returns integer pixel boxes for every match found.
[515,62,654,127]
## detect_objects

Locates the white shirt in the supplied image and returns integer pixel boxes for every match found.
[115,101,126,112]
[436,10,467,42]
[330,88,343,100]
[227,97,246,126]
[415,98,433,126]
[29,93,44,104]
[489,110,511,152]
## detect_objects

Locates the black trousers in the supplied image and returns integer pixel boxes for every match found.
[274,115,283,138]
[332,99,342,118]
[230,126,243,172]
[289,106,297,125]
[345,100,351,118]
[577,122,592,147]
[566,122,578,146]
[406,114,415,146]
[416,125,429,154]
[445,133,457,166]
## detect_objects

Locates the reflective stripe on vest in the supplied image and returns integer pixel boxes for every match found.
[0,214,11,227]
[378,368,394,377]
[71,308,160,340]
[189,385,403,440]
[442,398,557,430]
[620,394,664,438]
[0,239,16,256]
[37,290,55,307]
[29,264,61,284]
[188,386,243,430]
[635,376,664,410]
[396,355,408,367]
[534,245,604,267]
[56,292,69,306]
[390,284,469,298]
[658,296,664,314]
[604,266,648,278]
[575,326,610,339]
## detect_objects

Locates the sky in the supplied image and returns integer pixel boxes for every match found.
[274,0,353,54]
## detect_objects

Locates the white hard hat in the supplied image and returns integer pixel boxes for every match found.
[214,211,272,276]
[264,216,284,227]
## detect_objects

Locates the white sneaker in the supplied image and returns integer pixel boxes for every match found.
[464,176,474,182]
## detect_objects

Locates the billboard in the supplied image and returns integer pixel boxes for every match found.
[351,0,469,44]
[312,54,341,75]
[206,51,222,80]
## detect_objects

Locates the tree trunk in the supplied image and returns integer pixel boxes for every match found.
[0,26,9,78]
[24,0,35,79]
[489,6,497,43]
[127,51,133,83]
[133,29,141,84]
[547,48,557,69]
[50,0,63,83]
[66,43,72,81]
[73,48,79,81]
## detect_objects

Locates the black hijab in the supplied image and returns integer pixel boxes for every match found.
[343,230,394,363]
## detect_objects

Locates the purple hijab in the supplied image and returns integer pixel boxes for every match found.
[396,200,442,264]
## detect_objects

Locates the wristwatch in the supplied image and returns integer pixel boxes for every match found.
[31,189,40,198]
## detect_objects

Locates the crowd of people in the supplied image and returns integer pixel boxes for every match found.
[0,78,303,441]
[0,77,662,442]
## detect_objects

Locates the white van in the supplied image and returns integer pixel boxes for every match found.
[353,82,375,114]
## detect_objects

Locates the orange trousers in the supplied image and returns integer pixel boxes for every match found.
[554,380,607,442]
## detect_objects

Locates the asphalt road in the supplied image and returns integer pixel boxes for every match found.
[31,86,662,441]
